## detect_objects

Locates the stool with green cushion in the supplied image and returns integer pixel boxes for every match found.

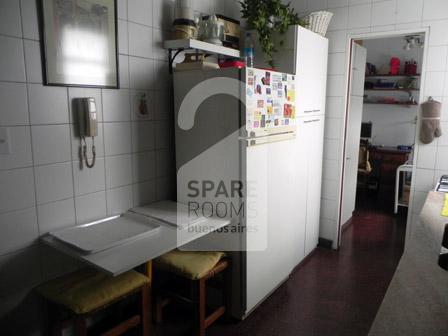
[153,249,230,336]
[36,268,150,336]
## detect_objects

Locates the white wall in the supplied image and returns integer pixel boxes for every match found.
[361,36,421,147]
[288,0,448,249]
[0,0,242,333]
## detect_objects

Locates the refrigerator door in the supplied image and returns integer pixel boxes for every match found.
[243,68,297,140]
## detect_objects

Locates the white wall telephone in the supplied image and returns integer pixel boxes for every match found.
[75,97,98,169]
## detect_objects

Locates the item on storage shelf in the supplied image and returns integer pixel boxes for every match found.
[174,53,219,72]
[244,32,255,68]
[173,0,197,39]
[219,59,245,69]
[366,63,377,75]
[405,59,418,75]
[374,79,395,88]
[202,14,240,49]
[302,11,333,37]
[201,15,224,45]
[389,57,401,75]
[437,176,448,194]
[420,97,442,144]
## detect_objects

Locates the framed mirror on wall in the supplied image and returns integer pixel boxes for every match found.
[39,0,119,88]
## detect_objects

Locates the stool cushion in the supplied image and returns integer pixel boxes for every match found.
[154,250,225,280]
[37,268,149,314]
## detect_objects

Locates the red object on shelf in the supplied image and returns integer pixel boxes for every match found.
[389,57,400,75]
[219,60,245,69]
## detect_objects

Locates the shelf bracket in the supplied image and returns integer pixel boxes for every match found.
[168,48,185,74]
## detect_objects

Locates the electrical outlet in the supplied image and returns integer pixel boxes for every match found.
[0,127,12,154]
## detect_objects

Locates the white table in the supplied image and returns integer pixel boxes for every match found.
[41,203,231,277]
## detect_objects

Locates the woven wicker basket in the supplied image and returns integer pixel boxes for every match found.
[303,11,333,37]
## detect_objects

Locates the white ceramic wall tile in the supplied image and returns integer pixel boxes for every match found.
[323,159,341,181]
[424,71,445,97]
[117,0,128,19]
[156,148,173,178]
[370,24,395,32]
[348,3,372,28]
[396,0,423,23]
[411,190,427,214]
[321,179,340,201]
[327,75,346,97]
[416,145,437,169]
[328,53,347,75]
[34,162,73,205]
[0,168,35,213]
[129,56,154,90]
[72,158,106,196]
[438,122,448,145]
[106,185,133,215]
[119,54,130,89]
[118,20,129,55]
[320,199,338,220]
[68,87,103,123]
[0,126,33,170]
[133,151,156,183]
[435,146,448,170]
[371,0,396,26]
[102,89,131,122]
[0,0,21,37]
[328,0,349,8]
[132,121,155,152]
[414,168,435,192]
[426,20,448,46]
[128,22,153,58]
[349,0,370,4]
[152,28,168,61]
[28,84,69,125]
[131,90,154,120]
[128,0,153,26]
[23,40,42,83]
[37,198,76,234]
[104,122,132,156]
[154,91,172,120]
[155,120,173,149]
[326,96,345,118]
[425,46,448,72]
[422,0,448,21]
[156,176,174,201]
[153,60,170,90]
[323,139,341,160]
[0,36,26,82]
[31,125,71,165]
[153,0,174,29]
[327,30,348,53]
[324,117,343,140]
[20,0,40,40]
[307,0,328,11]
[75,191,107,224]
[0,83,29,126]
[328,7,349,31]
[71,122,104,160]
[133,180,156,206]
[0,208,38,255]
[105,154,133,189]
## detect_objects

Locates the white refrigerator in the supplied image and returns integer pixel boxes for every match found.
[174,67,305,317]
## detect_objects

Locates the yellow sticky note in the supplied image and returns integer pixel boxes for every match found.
[442,194,448,217]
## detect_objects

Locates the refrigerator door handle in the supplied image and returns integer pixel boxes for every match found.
[242,131,296,147]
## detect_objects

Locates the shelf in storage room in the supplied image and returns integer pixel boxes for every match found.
[364,102,418,107]
[364,88,420,91]
[164,39,241,73]
[365,74,421,78]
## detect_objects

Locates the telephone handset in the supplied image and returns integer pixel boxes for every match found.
[76,97,98,169]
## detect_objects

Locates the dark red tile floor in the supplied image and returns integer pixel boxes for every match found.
[156,189,407,336]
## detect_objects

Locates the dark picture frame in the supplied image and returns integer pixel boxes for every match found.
[39,0,119,88]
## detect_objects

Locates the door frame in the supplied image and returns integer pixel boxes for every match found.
[336,27,430,249]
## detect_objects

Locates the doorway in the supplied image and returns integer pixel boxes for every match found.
[338,31,427,248]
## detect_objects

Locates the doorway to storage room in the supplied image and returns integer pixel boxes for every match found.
[339,32,426,249]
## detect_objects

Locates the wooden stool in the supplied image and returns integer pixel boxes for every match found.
[36,268,150,336]
[153,250,230,336]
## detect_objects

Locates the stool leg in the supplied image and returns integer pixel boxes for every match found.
[197,278,206,336]
[142,283,151,336]
[74,316,87,336]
